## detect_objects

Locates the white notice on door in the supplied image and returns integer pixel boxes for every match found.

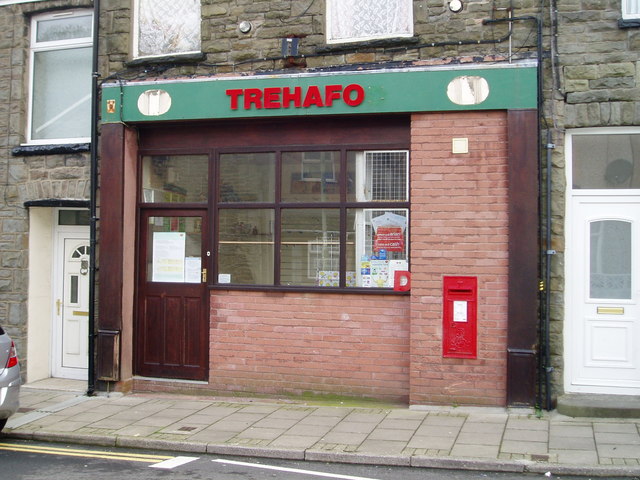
[152,232,186,282]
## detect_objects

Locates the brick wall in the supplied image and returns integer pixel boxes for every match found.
[409,111,509,406]
[209,290,411,402]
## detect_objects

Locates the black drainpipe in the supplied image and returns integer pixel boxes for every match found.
[483,15,550,409]
[543,130,554,410]
[87,0,100,397]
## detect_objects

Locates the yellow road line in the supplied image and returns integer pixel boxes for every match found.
[0,442,173,463]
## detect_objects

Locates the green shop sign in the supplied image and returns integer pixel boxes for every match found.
[102,63,537,123]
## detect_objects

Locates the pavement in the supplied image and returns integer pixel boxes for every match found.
[3,379,640,478]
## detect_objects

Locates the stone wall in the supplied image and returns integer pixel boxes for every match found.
[545,3,640,397]
[0,0,92,373]
[100,0,540,77]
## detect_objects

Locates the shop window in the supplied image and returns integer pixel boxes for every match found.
[623,0,640,19]
[28,10,93,144]
[133,0,201,59]
[216,149,409,290]
[141,155,209,203]
[326,0,413,44]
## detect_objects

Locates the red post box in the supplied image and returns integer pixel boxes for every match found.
[443,276,477,359]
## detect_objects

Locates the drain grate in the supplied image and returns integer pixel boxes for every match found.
[530,454,550,462]
[177,426,197,432]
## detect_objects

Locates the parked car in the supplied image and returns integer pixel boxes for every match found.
[0,324,20,432]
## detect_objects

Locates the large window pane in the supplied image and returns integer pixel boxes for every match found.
[281,209,340,287]
[281,152,340,202]
[218,209,274,285]
[573,134,640,189]
[31,47,92,140]
[219,153,275,202]
[141,155,209,203]
[590,220,631,299]
[350,151,409,202]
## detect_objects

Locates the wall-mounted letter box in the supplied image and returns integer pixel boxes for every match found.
[443,276,477,358]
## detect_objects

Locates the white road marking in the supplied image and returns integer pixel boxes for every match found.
[150,456,199,469]
[213,459,381,480]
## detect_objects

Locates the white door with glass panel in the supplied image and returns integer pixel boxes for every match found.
[53,232,90,379]
[568,197,640,393]
[567,129,640,394]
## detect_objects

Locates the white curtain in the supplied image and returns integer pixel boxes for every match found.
[328,0,413,42]
[138,0,201,57]
[623,0,640,18]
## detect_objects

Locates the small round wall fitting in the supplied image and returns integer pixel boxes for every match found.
[239,21,252,34]
[448,0,464,13]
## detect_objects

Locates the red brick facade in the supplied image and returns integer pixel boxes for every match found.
[409,111,509,406]
[209,291,411,402]
[179,111,510,406]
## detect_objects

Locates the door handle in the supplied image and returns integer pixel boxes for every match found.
[201,268,207,283]
[56,299,62,315]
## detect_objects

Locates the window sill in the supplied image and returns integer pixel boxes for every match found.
[209,284,410,295]
[618,18,640,28]
[12,143,90,157]
[127,52,206,67]
[316,36,421,54]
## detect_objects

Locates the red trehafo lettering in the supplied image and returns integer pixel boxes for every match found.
[343,84,365,106]
[324,84,343,106]
[226,89,243,110]
[263,87,281,109]
[225,83,366,110]
[302,85,323,107]
[282,87,302,108]
[244,88,263,109]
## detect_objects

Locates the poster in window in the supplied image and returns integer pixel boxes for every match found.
[374,226,404,252]
[372,212,406,252]
[152,232,186,282]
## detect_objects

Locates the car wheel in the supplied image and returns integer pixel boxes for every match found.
[0,419,6,432]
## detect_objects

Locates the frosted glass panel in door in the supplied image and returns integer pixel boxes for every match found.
[590,220,631,299]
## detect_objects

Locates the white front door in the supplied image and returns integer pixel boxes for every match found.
[53,232,90,380]
[566,196,640,394]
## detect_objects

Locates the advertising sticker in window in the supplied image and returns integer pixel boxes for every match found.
[372,212,406,253]
[374,226,404,251]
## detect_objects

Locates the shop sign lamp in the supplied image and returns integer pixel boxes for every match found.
[448,0,464,13]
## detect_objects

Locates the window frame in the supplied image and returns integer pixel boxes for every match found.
[325,0,414,44]
[132,0,202,60]
[213,146,410,292]
[27,9,93,145]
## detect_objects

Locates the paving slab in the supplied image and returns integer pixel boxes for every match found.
[4,384,640,478]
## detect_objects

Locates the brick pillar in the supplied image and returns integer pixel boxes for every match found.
[409,111,510,406]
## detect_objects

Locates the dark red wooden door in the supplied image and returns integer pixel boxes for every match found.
[136,210,208,381]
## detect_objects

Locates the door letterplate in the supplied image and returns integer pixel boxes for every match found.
[597,306,624,315]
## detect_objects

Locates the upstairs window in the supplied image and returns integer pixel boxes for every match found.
[133,0,201,59]
[326,0,413,44]
[623,0,640,19]
[28,10,93,144]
